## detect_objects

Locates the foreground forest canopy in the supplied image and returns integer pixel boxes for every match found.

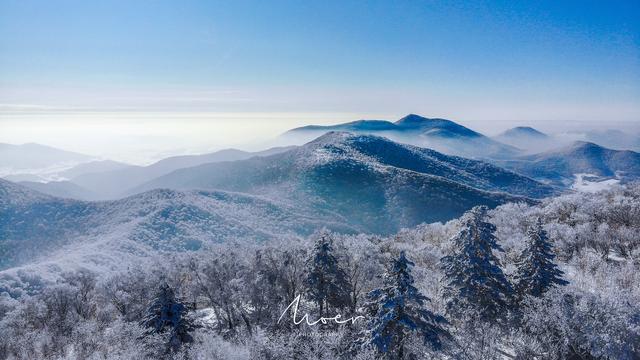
[1,185,639,360]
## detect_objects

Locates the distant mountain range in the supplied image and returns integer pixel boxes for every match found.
[0,132,553,267]
[5,115,638,201]
[282,114,520,159]
[499,126,549,139]
[12,146,294,200]
[0,132,554,279]
[0,147,127,183]
[494,141,640,187]
[0,143,94,175]
[58,159,132,179]
[133,132,550,233]
[2,121,638,288]
[584,129,640,152]
[493,126,556,152]
[10,160,134,199]
[70,146,296,199]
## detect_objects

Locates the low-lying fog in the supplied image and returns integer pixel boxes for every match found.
[1,111,639,167]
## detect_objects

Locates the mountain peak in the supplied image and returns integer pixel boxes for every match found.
[130,132,551,235]
[282,114,515,158]
[394,114,482,139]
[395,114,441,126]
[396,113,424,121]
[533,140,605,158]
[306,130,354,145]
[572,140,598,147]
[306,131,404,150]
[568,140,604,152]
[500,126,548,138]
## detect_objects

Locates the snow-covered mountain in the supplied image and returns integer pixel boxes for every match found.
[0,178,355,274]
[70,146,295,199]
[0,133,559,282]
[498,126,548,140]
[133,132,552,233]
[17,180,98,200]
[0,133,553,278]
[494,126,556,152]
[282,114,520,159]
[494,141,640,187]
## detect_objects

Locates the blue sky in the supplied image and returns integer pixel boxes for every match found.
[0,0,639,161]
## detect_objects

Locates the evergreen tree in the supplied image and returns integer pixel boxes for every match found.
[304,231,352,317]
[364,251,449,359]
[441,206,513,322]
[514,218,568,299]
[141,282,194,353]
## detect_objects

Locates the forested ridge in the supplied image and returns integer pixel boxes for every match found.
[1,185,639,359]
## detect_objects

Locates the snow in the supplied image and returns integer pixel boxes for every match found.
[0,181,370,289]
[571,173,620,193]
[195,308,219,326]
[0,133,555,287]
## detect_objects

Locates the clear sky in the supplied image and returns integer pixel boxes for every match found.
[1,0,639,162]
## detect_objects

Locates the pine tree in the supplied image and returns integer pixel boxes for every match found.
[304,231,352,317]
[141,282,194,353]
[364,251,449,359]
[441,206,513,322]
[514,218,568,299]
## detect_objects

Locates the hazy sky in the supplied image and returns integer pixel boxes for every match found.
[1,0,639,163]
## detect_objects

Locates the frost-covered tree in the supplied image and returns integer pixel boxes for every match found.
[514,218,568,300]
[3,185,640,359]
[364,251,449,359]
[517,287,640,359]
[189,250,254,335]
[141,282,194,353]
[441,206,513,322]
[304,231,352,317]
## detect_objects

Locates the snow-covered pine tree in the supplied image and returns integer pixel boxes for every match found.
[514,217,568,300]
[364,251,449,359]
[441,206,513,322]
[141,282,194,353]
[304,231,352,317]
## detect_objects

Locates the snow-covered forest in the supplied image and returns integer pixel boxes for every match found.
[1,184,638,360]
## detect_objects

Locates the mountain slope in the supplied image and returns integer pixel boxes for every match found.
[0,143,93,171]
[494,141,640,187]
[0,134,552,285]
[584,129,640,152]
[292,119,398,132]
[282,114,519,159]
[59,160,133,179]
[18,180,98,200]
[498,126,548,139]
[0,179,354,273]
[71,146,295,199]
[394,114,482,138]
[134,133,551,233]
[494,126,555,152]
